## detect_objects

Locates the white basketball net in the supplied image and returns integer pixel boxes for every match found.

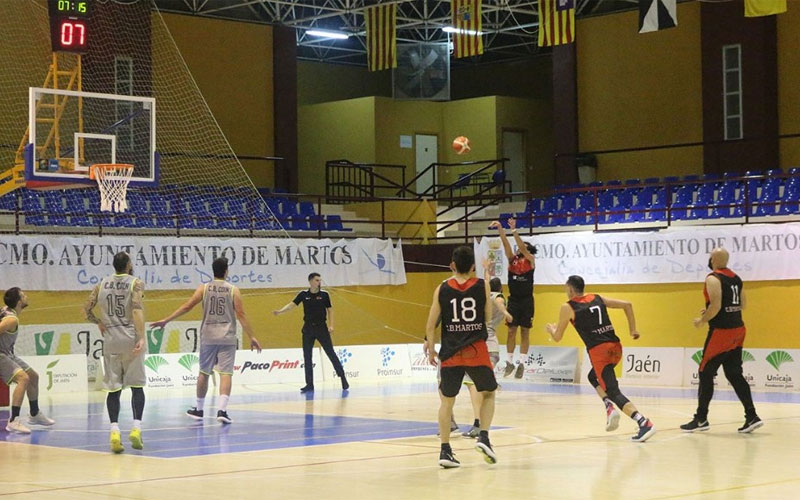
[93,164,134,213]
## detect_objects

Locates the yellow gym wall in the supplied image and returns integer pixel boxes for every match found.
[777,6,800,167]
[297,96,376,195]
[495,96,553,193]
[298,61,391,106]
[18,276,800,350]
[158,13,275,187]
[576,2,703,181]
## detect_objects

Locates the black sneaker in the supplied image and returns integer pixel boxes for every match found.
[300,385,314,393]
[738,415,763,434]
[438,448,460,468]
[475,435,497,464]
[680,417,710,433]
[216,410,232,424]
[186,407,203,420]
[631,420,656,442]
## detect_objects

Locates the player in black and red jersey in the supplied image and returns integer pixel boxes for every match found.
[546,275,656,443]
[489,218,536,379]
[681,248,762,433]
[425,246,498,468]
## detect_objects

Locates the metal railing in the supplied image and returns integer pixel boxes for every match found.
[325,160,408,202]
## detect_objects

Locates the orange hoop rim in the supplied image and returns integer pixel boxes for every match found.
[89,163,134,180]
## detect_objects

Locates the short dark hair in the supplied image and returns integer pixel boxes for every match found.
[566,275,585,294]
[308,272,320,282]
[451,245,474,274]
[489,277,502,292]
[525,243,538,255]
[113,252,130,273]
[212,257,229,279]
[4,287,22,309]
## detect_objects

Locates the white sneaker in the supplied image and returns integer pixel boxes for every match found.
[28,412,55,426]
[605,408,620,432]
[6,419,32,434]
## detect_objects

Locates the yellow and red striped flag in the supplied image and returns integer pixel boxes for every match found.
[366,4,397,72]
[744,0,786,17]
[451,0,483,58]
[538,0,575,47]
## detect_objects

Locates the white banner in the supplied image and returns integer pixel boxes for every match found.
[475,223,800,284]
[232,348,322,385]
[18,354,87,393]
[521,346,579,383]
[0,235,406,290]
[321,344,411,381]
[408,343,438,379]
[620,347,684,387]
[683,347,800,392]
[14,321,235,381]
[143,352,201,389]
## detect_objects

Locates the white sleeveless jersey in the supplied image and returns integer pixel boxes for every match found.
[98,274,141,354]
[0,307,19,355]
[486,291,505,353]
[200,280,237,345]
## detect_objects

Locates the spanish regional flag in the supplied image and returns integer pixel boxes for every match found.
[538,0,575,47]
[451,0,483,58]
[366,4,397,72]
[744,0,786,17]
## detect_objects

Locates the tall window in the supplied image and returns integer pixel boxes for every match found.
[114,56,134,151]
[722,44,743,141]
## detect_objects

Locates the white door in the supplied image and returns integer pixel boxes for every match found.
[415,134,438,196]
[502,131,526,192]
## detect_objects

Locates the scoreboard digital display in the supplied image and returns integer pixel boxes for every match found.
[48,1,91,53]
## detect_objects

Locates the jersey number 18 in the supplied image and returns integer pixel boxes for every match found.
[449,297,477,322]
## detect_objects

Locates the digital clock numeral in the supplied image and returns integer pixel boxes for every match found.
[61,21,86,47]
[78,2,87,13]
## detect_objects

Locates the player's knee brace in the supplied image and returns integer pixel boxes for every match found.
[587,370,600,388]
[605,386,630,409]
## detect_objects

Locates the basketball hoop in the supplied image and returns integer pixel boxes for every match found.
[90,163,134,213]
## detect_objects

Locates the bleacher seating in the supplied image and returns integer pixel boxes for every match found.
[0,184,354,233]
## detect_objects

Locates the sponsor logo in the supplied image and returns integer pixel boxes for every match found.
[380,347,396,367]
[147,327,165,354]
[45,359,59,390]
[766,350,794,372]
[234,359,304,373]
[337,348,352,365]
[144,355,169,373]
[691,350,704,366]
[178,353,199,372]
[35,330,55,355]
[361,249,394,274]
[526,352,545,367]
[625,354,661,374]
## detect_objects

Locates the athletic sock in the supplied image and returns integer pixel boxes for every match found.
[507,353,514,364]
[11,406,20,421]
[631,412,647,426]
[29,400,39,416]
[110,422,120,432]
[218,395,230,411]
[132,420,142,430]
[196,397,205,411]
[473,419,480,428]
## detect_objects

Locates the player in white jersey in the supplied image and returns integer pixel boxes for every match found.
[151,257,261,424]
[84,252,146,453]
[461,275,513,438]
[0,288,56,434]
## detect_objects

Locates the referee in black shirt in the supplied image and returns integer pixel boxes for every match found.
[274,272,349,393]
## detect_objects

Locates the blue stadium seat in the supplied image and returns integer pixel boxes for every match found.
[789,167,800,176]
[779,186,800,215]
[615,188,635,208]
[525,198,542,214]
[682,175,700,182]
[695,182,717,207]
[644,177,660,184]
[514,212,532,228]
[627,204,647,222]
[307,215,325,231]
[326,215,350,232]
[498,213,513,228]
[663,176,679,184]
[701,173,722,181]
[766,168,782,176]
[625,179,641,186]
[723,171,741,179]
[299,201,316,216]
[0,193,17,211]
[754,179,782,216]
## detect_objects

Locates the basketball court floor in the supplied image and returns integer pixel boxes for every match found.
[1,379,799,499]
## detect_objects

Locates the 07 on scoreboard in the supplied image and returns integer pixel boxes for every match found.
[48,0,91,53]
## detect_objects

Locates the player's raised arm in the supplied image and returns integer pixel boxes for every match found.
[489,220,515,260]
[151,284,204,329]
[545,304,573,342]
[601,296,640,340]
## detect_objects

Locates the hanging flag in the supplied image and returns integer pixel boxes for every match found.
[366,4,397,72]
[744,0,787,17]
[639,0,677,33]
[538,0,575,47]
[451,0,483,58]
